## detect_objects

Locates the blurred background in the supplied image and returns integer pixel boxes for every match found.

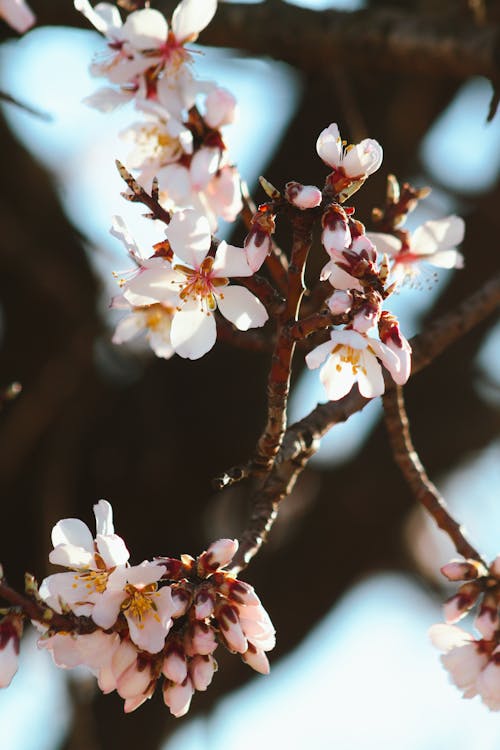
[0,0,499,747]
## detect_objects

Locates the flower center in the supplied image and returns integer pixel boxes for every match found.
[332,344,367,375]
[73,570,109,594]
[121,583,159,625]
[175,256,228,312]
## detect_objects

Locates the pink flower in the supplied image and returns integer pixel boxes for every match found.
[430,623,490,700]
[317,123,383,180]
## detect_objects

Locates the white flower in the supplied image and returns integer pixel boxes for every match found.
[124,210,268,360]
[112,297,176,360]
[0,0,34,32]
[306,329,403,400]
[91,561,175,654]
[316,123,383,180]
[39,500,130,617]
[121,116,193,173]
[367,216,465,284]
[204,87,238,130]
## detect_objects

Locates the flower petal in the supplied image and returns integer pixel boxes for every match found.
[171,0,217,42]
[411,216,465,256]
[51,518,94,554]
[216,286,268,331]
[171,303,216,359]
[212,242,253,278]
[167,210,211,267]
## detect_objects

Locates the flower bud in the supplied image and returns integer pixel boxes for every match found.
[241,643,270,675]
[475,594,499,640]
[440,560,484,582]
[163,647,188,684]
[200,538,238,574]
[189,654,217,691]
[194,588,215,620]
[444,582,481,624]
[217,603,247,653]
[0,615,22,688]
[285,182,322,210]
[326,290,352,315]
[186,622,218,656]
[163,678,194,718]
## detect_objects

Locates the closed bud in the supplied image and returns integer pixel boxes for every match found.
[0,614,22,688]
[285,182,322,210]
[189,654,217,691]
[441,560,485,582]
[444,582,481,624]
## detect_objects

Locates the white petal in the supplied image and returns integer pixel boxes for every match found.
[429,623,472,651]
[51,518,94,554]
[125,267,180,305]
[212,242,252,278]
[171,0,217,42]
[110,216,142,261]
[343,138,383,177]
[320,354,356,401]
[93,499,113,536]
[369,339,403,383]
[412,216,465,256]
[74,0,121,34]
[126,562,165,587]
[96,534,130,568]
[49,545,94,569]
[122,8,167,49]
[217,286,268,331]
[356,350,385,398]
[112,314,145,345]
[92,590,127,629]
[0,0,34,32]
[171,304,216,359]
[316,123,342,168]
[428,249,464,269]
[167,210,211,267]
[325,263,363,292]
[149,329,175,359]
[305,340,333,370]
[82,87,133,113]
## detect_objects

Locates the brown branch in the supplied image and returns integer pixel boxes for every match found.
[216,316,272,352]
[115,161,172,225]
[231,271,500,572]
[382,385,485,564]
[201,3,500,83]
[251,213,316,475]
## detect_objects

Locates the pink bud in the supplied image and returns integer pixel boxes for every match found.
[194,589,215,620]
[0,616,21,688]
[163,649,188,684]
[204,87,238,130]
[189,654,217,691]
[444,582,480,624]
[326,290,352,316]
[244,231,271,273]
[285,182,322,210]
[475,595,499,640]
[202,538,238,572]
[218,604,247,653]
[242,644,270,675]
[187,623,218,656]
[163,678,194,718]
[441,561,482,582]
[117,661,152,700]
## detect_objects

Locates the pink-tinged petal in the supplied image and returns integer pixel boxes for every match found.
[51,518,94,554]
[190,148,219,192]
[49,544,94,569]
[96,534,130,568]
[316,123,342,168]
[327,290,352,315]
[39,571,95,615]
[429,623,473,651]
[305,340,333,371]
[122,7,167,49]
[366,232,402,256]
[218,606,247,653]
[205,538,238,569]
[204,87,237,129]
[92,589,127,629]
[163,678,194,717]
[194,592,214,620]
[0,639,18,687]
[204,166,242,224]
[428,249,464,269]
[189,623,217,655]
[38,633,83,669]
[0,0,34,32]
[189,654,217,691]
[287,183,322,210]
[171,303,216,360]
[217,286,268,331]
[441,560,482,581]
[111,639,137,681]
[475,597,499,640]
[325,263,363,292]
[322,225,351,259]
[244,234,270,273]
[163,650,188,683]
[110,216,142,262]
[124,688,154,713]
[171,0,216,42]
[117,660,152,699]
[412,216,465,256]
[74,0,122,34]
[167,210,211,267]
[212,242,253,278]
[77,631,120,672]
[242,646,270,674]
[476,660,500,709]
[442,642,487,696]
[384,338,412,385]
[97,664,116,693]
[345,138,383,177]
[93,499,114,536]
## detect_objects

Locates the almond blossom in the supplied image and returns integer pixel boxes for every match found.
[305,328,406,401]
[317,122,383,198]
[367,215,465,285]
[111,296,176,360]
[76,0,217,87]
[39,500,130,617]
[123,210,268,359]
[0,0,34,32]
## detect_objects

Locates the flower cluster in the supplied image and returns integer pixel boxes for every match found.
[77,0,241,230]
[430,556,500,709]
[2,501,275,716]
[111,210,268,360]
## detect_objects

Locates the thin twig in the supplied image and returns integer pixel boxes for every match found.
[115,161,172,225]
[383,385,486,564]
